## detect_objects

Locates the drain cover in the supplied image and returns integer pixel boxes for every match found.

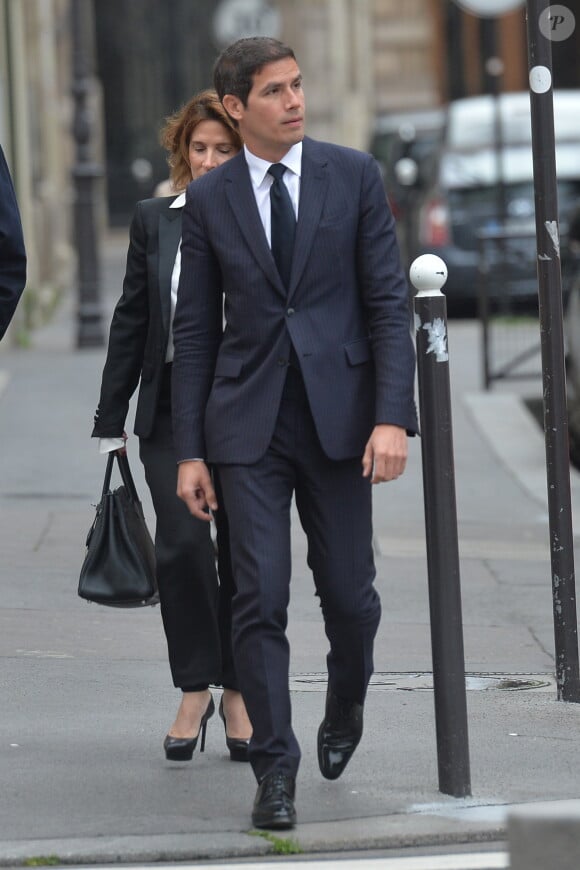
[289,672,553,692]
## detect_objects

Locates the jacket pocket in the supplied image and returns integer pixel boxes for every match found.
[344,338,372,366]
[214,355,243,378]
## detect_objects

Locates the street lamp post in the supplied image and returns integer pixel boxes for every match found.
[71,0,105,348]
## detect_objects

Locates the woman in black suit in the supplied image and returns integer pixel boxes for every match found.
[92,90,251,762]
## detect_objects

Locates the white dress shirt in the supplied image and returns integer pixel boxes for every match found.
[165,191,186,364]
[243,142,302,241]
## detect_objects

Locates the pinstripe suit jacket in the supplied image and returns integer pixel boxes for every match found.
[172,136,418,465]
[92,196,182,440]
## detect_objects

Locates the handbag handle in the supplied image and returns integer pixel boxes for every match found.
[101,453,115,499]
[116,452,140,503]
[100,452,140,504]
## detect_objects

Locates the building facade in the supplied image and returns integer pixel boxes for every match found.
[1,0,76,343]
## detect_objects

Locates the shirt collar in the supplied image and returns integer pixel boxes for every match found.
[244,141,303,187]
[169,192,186,208]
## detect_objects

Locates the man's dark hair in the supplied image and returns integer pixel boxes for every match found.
[213,37,296,106]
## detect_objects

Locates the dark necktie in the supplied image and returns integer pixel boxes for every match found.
[268,163,296,289]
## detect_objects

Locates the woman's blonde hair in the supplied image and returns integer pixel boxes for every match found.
[160,89,243,192]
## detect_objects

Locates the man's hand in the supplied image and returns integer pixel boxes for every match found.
[362,424,408,484]
[176,460,218,520]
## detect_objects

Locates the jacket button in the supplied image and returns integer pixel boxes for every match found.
[278,358,287,367]
[287,308,295,316]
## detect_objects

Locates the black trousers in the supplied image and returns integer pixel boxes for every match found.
[218,367,381,782]
[139,364,237,690]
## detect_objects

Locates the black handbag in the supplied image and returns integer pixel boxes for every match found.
[78,452,159,607]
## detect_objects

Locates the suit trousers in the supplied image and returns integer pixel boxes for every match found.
[218,366,381,782]
[139,364,237,690]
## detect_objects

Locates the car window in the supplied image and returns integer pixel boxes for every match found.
[447,179,580,226]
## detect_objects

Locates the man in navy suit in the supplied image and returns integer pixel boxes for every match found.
[172,37,418,829]
[0,145,26,341]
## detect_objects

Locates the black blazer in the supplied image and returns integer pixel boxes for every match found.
[172,137,418,465]
[92,196,182,439]
[0,145,27,340]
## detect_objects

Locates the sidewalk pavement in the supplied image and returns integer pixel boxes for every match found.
[1,231,580,864]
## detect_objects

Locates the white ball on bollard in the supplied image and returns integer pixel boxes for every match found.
[409,254,448,293]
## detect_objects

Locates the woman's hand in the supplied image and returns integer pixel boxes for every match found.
[115,431,129,456]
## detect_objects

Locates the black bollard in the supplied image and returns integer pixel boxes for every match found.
[411,254,471,798]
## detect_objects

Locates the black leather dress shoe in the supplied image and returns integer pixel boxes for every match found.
[251,772,296,830]
[317,690,363,780]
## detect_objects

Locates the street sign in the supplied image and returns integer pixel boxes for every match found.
[454,0,525,15]
[213,0,281,47]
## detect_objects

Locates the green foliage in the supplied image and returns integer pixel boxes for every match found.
[24,857,61,867]
[250,829,302,854]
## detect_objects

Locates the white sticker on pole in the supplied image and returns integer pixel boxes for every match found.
[529,65,552,93]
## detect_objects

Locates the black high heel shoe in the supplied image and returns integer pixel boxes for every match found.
[218,696,250,762]
[164,695,215,761]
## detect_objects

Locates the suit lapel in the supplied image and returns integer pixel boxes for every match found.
[288,139,329,302]
[224,143,330,300]
[225,154,287,298]
[158,205,182,334]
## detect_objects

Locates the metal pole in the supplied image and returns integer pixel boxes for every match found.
[482,17,508,234]
[477,234,492,390]
[526,0,580,701]
[411,255,471,798]
[71,0,105,348]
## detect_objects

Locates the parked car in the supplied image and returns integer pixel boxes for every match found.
[562,206,580,468]
[368,107,445,262]
[400,90,580,313]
